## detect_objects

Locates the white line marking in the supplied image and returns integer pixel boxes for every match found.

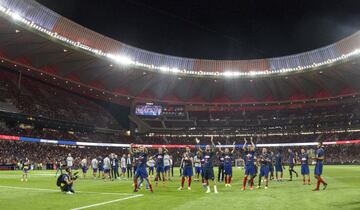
[70,194,144,210]
[0,185,58,192]
[0,185,141,196]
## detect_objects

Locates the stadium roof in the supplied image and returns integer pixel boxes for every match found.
[0,0,360,105]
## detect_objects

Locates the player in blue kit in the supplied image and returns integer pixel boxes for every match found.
[312,142,328,191]
[242,137,257,191]
[217,141,236,187]
[129,144,153,192]
[21,158,30,182]
[98,156,104,179]
[288,148,298,181]
[275,150,285,181]
[178,147,194,190]
[153,147,167,186]
[269,151,275,180]
[257,148,270,189]
[198,136,218,193]
[299,148,310,185]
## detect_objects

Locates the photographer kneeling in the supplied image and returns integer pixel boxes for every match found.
[57,168,78,194]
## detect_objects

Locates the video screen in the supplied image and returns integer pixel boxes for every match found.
[135,104,162,116]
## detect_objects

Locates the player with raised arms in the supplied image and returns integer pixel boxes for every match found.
[217,141,236,187]
[130,144,153,192]
[242,137,257,191]
[299,148,310,185]
[198,136,218,193]
[178,146,194,190]
[312,142,328,191]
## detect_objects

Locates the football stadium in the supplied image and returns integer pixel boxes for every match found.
[0,0,360,209]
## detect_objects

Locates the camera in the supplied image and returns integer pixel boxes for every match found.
[71,171,79,181]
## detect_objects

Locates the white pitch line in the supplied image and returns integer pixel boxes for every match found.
[0,185,59,192]
[70,194,144,210]
[0,185,141,196]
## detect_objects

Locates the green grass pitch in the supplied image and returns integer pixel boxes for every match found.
[0,166,359,210]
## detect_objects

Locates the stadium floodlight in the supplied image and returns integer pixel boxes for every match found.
[159,66,170,72]
[11,12,21,21]
[223,71,241,77]
[114,55,133,65]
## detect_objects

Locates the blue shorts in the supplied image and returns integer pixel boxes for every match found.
[259,165,269,177]
[23,168,29,173]
[195,166,201,174]
[183,166,193,177]
[314,163,323,176]
[301,165,310,175]
[269,164,274,172]
[136,167,149,179]
[203,167,214,180]
[245,165,256,176]
[122,167,126,173]
[149,166,154,172]
[82,166,88,173]
[156,166,164,173]
[164,166,170,172]
[93,168,98,173]
[224,166,232,176]
[275,164,283,172]
[99,167,104,172]
[104,169,110,173]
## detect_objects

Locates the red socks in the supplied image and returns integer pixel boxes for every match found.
[250,178,254,187]
[188,177,192,187]
[316,178,320,189]
[308,178,310,184]
[225,176,232,184]
[243,177,248,188]
[134,178,138,190]
[149,183,153,192]
[181,177,185,188]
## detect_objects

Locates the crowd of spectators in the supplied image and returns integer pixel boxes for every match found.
[0,70,120,129]
[140,98,360,135]
[0,140,358,170]
[0,122,130,143]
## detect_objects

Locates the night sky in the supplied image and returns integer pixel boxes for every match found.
[36,0,360,60]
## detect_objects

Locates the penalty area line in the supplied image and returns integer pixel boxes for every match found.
[70,194,144,210]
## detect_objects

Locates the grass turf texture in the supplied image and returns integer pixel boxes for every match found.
[0,166,359,210]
